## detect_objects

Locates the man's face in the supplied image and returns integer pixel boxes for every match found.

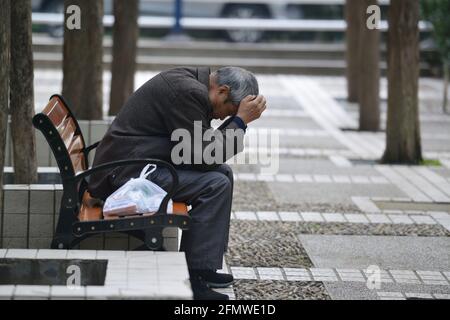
[209,75,239,120]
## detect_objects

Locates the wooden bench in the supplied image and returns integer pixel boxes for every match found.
[32,94,190,250]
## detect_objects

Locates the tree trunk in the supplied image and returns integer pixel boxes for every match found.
[109,0,139,116]
[443,61,449,114]
[358,0,380,131]
[382,0,422,164]
[62,0,103,120]
[10,0,38,184]
[0,0,11,201]
[345,0,363,103]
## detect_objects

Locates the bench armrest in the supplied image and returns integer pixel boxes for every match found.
[70,159,179,214]
[84,141,101,157]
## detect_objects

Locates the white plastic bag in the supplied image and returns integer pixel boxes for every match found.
[103,164,173,217]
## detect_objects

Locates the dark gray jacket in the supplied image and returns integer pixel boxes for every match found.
[88,67,243,200]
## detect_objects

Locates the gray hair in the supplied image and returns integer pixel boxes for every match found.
[213,67,259,105]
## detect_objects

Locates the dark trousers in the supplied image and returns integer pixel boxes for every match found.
[149,164,234,270]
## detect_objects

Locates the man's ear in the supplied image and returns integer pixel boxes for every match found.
[218,85,231,97]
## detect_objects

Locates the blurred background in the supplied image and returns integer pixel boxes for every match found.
[30,0,441,76]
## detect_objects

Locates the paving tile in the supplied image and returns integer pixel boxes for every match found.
[416,270,444,277]
[370,176,390,184]
[405,293,433,299]
[96,250,126,259]
[120,287,159,299]
[366,214,392,224]
[29,213,54,238]
[350,176,371,184]
[29,187,54,214]
[332,175,351,183]
[344,214,369,224]
[427,211,450,220]
[409,215,437,225]
[300,212,324,222]
[66,250,97,259]
[313,175,332,183]
[387,215,414,224]
[377,291,408,300]
[275,174,294,182]
[3,214,28,238]
[234,211,258,221]
[126,251,155,258]
[294,174,313,183]
[50,286,86,299]
[238,173,257,181]
[257,267,283,276]
[156,253,186,265]
[336,269,366,282]
[351,197,380,213]
[36,249,68,259]
[322,213,346,223]
[256,174,275,182]
[285,275,312,281]
[256,211,280,221]
[86,286,121,299]
[433,294,450,300]
[278,211,302,222]
[158,282,192,300]
[283,268,310,275]
[14,285,50,299]
[230,267,257,280]
[0,286,15,299]
[3,187,29,214]
[312,276,338,282]
[5,249,37,259]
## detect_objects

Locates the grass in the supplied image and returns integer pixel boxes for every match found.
[420,159,442,166]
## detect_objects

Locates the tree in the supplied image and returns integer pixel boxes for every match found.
[62,0,104,120]
[10,0,38,184]
[382,0,423,164]
[0,0,11,195]
[109,0,139,116]
[358,0,380,131]
[421,0,450,113]
[345,0,364,103]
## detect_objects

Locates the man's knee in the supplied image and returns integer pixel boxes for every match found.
[207,171,232,197]
[215,164,234,184]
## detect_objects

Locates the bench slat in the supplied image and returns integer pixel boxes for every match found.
[42,97,69,128]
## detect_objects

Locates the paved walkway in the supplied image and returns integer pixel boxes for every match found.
[32,70,450,300]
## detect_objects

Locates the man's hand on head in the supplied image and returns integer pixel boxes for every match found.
[236,95,267,125]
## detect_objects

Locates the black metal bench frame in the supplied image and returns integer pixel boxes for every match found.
[32,94,190,250]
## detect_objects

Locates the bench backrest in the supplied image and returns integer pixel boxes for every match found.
[33,95,89,179]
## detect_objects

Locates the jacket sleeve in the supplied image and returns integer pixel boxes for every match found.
[164,88,245,171]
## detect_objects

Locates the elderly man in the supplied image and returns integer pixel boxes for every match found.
[88,66,266,300]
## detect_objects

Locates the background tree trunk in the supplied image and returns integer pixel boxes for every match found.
[62,0,103,120]
[382,0,422,164]
[345,0,363,103]
[10,0,38,184]
[0,0,11,204]
[443,61,449,113]
[109,0,139,116]
[358,0,380,131]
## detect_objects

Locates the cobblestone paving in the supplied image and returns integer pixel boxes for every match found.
[226,220,449,269]
[233,280,331,300]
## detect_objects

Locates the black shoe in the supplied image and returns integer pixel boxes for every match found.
[189,277,229,300]
[190,269,234,288]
